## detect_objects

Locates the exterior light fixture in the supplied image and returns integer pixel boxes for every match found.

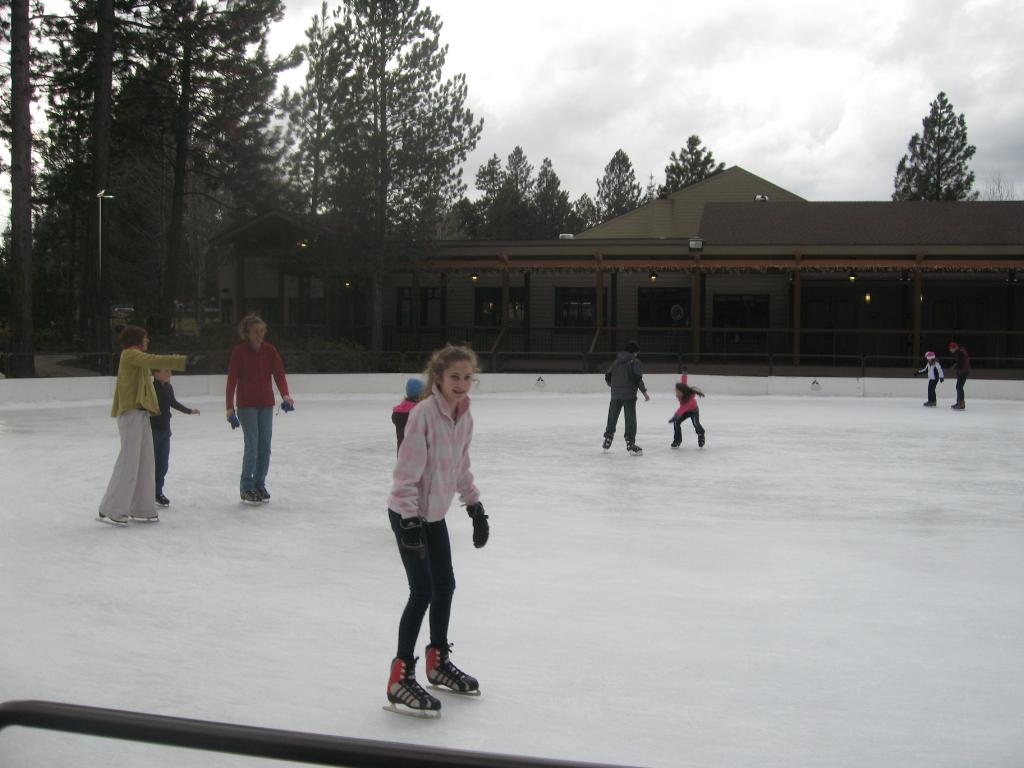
[1008,270,1018,284]
[649,271,658,281]
[848,271,857,282]
[297,239,309,249]
[343,281,352,289]
[688,236,703,251]
[470,273,479,281]
[864,292,872,303]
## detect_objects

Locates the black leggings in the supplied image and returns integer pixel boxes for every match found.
[389,510,456,662]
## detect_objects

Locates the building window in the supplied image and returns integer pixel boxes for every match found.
[396,287,413,328]
[556,287,607,327]
[421,287,444,326]
[475,287,526,326]
[638,287,690,327]
[712,294,769,348]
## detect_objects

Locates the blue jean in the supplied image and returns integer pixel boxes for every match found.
[672,408,705,443]
[238,406,273,492]
[152,428,171,495]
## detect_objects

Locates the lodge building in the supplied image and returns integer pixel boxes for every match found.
[210,167,1024,373]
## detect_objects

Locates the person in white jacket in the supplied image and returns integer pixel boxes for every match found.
[915,351,945,407]
[384,344,489,717]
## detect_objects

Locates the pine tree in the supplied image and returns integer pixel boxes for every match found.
[659,134,724,196]
[571,193,599,232]
[893,92,978,201]
[7,0,34,376]
[595,149,642,222]
[533,158,575,238]
[279,2,348,216]
[329,0,482,351]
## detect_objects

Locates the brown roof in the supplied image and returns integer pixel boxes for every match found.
[699,201,1024,246]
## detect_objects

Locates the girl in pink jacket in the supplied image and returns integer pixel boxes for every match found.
[669,371,707,448]
[384,345,489,717]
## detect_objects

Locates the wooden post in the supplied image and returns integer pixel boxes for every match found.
[234,245,245,323]
[412,270,421,351]
[912,254,924,361]
[792,254,802,365]
[691,264,702,360]
[595,252,604,331]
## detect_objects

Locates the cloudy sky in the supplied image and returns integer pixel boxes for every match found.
[270,0,1023,202]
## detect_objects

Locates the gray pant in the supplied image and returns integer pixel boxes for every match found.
[98,409,157,521]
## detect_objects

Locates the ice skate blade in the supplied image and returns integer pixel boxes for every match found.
[129,515,159,523]
[96,514,128,526]
[429,684,481,696]
[382,703,441,719]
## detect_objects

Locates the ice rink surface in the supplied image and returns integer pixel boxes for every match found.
[1,389,1022,767]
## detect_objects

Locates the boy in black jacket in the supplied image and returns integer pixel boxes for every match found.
[151,370,199,507]
[602,340,650,455]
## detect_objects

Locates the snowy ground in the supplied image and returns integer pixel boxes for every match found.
[1,391,1022,768]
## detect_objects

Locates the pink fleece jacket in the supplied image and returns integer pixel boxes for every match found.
[387,389,480,522]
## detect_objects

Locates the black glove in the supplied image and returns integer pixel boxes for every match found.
[940,378,944,383]
[913,370,921,376]
[398,517,425,559]
[466,502,489,549]
[227,412,240,429]
[281,401,295,412]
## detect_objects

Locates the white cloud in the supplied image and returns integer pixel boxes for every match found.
[265,0,1023,202]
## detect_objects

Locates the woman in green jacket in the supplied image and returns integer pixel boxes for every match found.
[97,326,187,525]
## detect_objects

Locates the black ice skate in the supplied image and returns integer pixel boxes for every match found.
[698,433,706,448]
[240,490,261,504]
[384,656,441,718]
[670,440,681,448]
[426,643,480,695]
[602,434,613,451]
[156,494,170,507]
[255,487,271,503]
[923,401,937,407]
[626,442,643,456]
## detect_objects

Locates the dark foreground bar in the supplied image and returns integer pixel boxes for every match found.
[0,700,644,768]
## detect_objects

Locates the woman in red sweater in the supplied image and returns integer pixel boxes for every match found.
[225,314,294,503]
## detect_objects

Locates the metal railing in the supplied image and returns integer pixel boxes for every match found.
[0,700,643,768]
[2,326,1023,378]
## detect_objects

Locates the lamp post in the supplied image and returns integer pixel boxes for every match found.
[96,190,115,368]
[96,189,115,276]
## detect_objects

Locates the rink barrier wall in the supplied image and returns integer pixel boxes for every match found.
[1,372,1021,407]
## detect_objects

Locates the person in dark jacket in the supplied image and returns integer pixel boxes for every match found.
[948,341,971,410]
[151,369,199,507]
[602,340,650,455]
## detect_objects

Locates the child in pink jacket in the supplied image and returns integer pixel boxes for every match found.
[391,377,425,452]
[669,370,706,448]
[384,345,489,717]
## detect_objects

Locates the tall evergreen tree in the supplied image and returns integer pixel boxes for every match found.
[279,2,349,216]
[571,193,599,232]
[330,0,482,351]
[659,134,724,196]
[533,158,575,239]
[893,92,978,201]
[8,0,34,376]
[481,146,534,240]
[595,149,642,222]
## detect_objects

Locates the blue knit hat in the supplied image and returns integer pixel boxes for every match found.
[405,378,425,399]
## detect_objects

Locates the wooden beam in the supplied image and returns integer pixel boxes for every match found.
[423,257,1024,272]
